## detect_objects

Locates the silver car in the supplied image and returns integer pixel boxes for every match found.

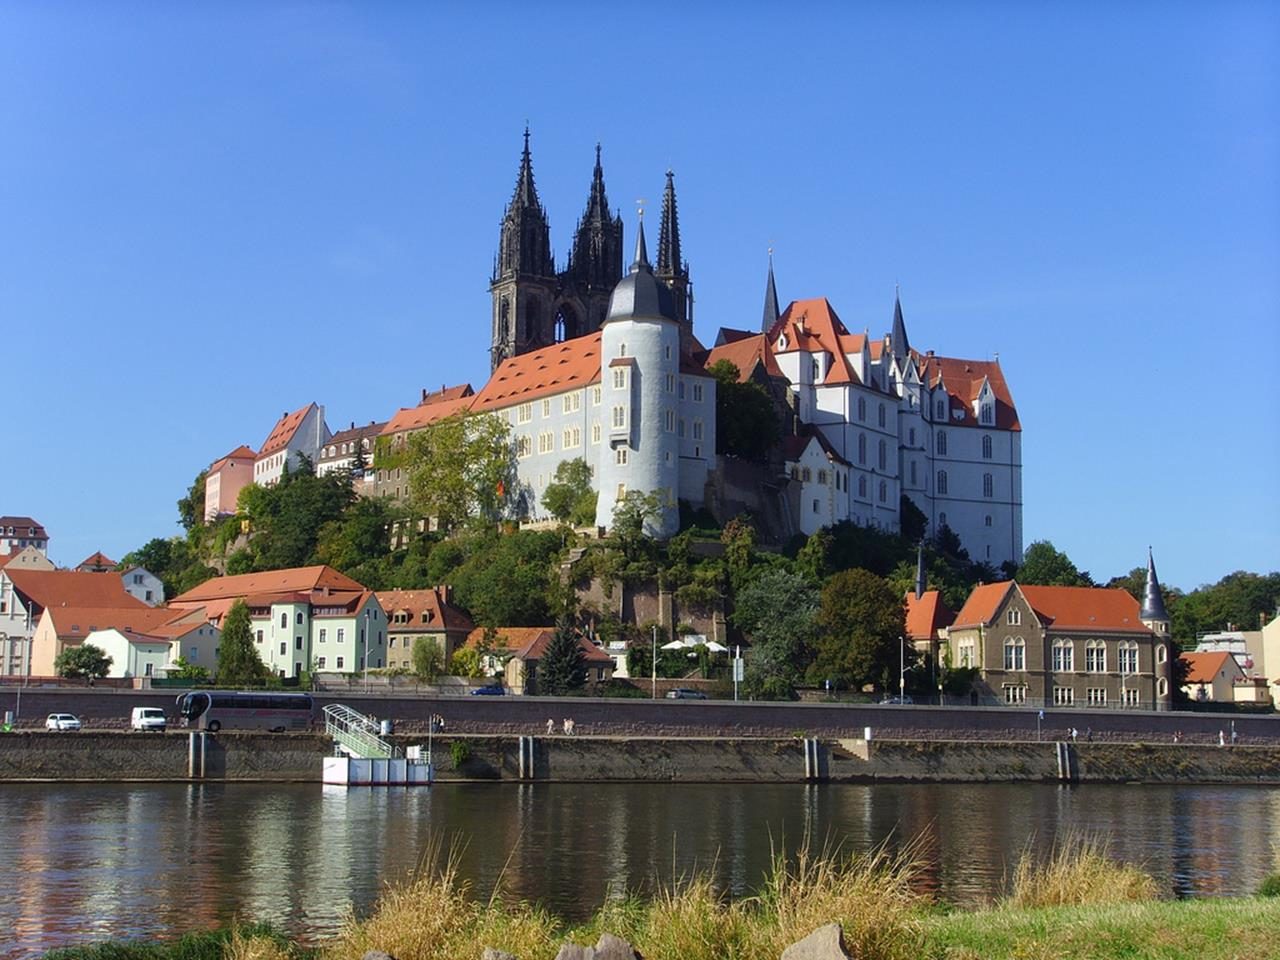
[45,713,82,731]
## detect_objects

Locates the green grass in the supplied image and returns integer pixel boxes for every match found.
[920,897,1280,960]
[43,923,308,960]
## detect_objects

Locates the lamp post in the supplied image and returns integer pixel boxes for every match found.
[651,624,657,699]
[899,636,906,703]
[362,609,371,694]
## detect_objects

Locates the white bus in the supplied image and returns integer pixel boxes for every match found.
[177,690,314,732]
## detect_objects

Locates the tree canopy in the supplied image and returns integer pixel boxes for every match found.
[537,619,586,696]
[217,599,269,686]
[405,410,516,530]
[55,643,112,679]
[813,568,906,690]
[541,458,598,525]
[1016,540,1094,587]
[708,360,780,461]
[732,566,818,698]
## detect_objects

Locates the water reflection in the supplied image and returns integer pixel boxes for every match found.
[1,781,1278,960]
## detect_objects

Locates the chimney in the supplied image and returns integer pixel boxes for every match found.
[422,388,428,403]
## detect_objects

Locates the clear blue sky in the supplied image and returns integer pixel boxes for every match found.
[3,2,1276,592]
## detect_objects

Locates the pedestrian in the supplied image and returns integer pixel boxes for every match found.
[1230,728,1238,746]
[546,718,555,735]
[1173,730,1182,744]
[1070,727,1078,742]
[567,718,576,736]
[1086,727,1093,743]
[562,718,570,735]
[1218,729,1225,747]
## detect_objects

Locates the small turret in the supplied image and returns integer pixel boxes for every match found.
[1141,547,1170,632]
[762,251,780,334]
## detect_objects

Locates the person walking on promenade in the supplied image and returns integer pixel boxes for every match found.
[546,718,555,735]
[1218,729,1226,747]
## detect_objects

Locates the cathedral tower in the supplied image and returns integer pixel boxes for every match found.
[655,170,692,332]
[561,144,624,336]
[490,128,558,371]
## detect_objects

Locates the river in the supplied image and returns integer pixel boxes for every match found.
[3,781,1278,959]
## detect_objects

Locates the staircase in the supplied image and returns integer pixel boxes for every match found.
[323,703,400,760]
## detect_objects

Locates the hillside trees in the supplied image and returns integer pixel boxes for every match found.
[708,360,780,461]
[1016,540,1094,587]
[235,457,355,571]
[732,566,818,698]
[538,619,587,696]
[542,458,597,525]
[813,568,906,689]
[405,410,516,530]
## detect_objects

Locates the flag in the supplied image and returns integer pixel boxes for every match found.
[496,480,505,497]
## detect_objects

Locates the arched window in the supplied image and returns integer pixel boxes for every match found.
[857,396,866,421]
[858,434,867,464]
[983,473,993,498]
[1004,637,1025,671]
[1157,644,1168,664]
[1157,677,1168,698]
[878,439,887,470]
[498,297,511,342]
[985,514,993,527]
[982,435,993,459]
[936,431,947,456]
[858,475,867,498]
[939,511,947,527]
[1086,640,1107,672]
[1052,639,1074,672]
[935,398,946,419]
[980,402,994,425]
[878,403,886,428]
[553,304,576,343]
[878,480,887,502]
[937,470,948,495]
[1118,641,1139,674]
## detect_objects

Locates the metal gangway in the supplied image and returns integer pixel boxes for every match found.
[323,703,400,760]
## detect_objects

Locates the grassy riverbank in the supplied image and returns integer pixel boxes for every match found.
[47,839,1280,960]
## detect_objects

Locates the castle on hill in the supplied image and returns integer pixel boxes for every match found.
[206,132,1023,567]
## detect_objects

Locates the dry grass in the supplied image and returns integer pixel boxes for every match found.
[1004,831,1157,909]
[223,927,297,960]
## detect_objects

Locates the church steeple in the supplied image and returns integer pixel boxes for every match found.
[762,250,780,333]
[890,287,910,367]
[568,143,623,292]
[655,169,691,327]
[1141,547,1170,626]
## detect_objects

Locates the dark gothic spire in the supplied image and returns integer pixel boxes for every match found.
[762,250,780,332]
[657,170,682,275]
[915,541,927,601]
[890,287,910,366]
[568,143,623,290]
[632,213,649,272]
[1141,547,1170,623]
[494,127,554,280]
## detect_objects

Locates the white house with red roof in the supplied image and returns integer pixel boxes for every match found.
[253,403,330,488]
[204,444,257,521]
[783,430,852,535]
[0,516,48,556]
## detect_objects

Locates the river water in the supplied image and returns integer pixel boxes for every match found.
[2,781,1278,959]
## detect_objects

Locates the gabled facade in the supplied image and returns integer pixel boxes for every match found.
[30,604,181,676]
[948,579,1172,710]
[461,625,614,695]
[254,403,330,487]
[204,445,257,521]
[317,420,386,479]
[81,609,220,678]
[371,386,474,502]
[121,566,164,606]
[783,430,851,535]
[77,551,117,573]
[376,586,475,668]
[0,516,48,556]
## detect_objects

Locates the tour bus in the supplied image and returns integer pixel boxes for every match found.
[177,690,314,732]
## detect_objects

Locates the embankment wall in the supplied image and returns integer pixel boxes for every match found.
[1,732,1277,785]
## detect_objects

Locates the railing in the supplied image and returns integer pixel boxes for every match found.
[322,703,399,760]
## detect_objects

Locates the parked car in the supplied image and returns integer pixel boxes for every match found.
[665,688,708,700]
[131,707,167,732]
[470,684,505,696]
[45,713,82,731]
[880,695,914,705]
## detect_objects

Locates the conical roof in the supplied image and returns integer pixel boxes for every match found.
[762,253,780,333]
[1141,548,1170,622]
[606,217,676,322]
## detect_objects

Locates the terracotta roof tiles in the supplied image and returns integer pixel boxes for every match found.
[471,334,604,411]
[905,590,956,641]
[259,403,319,457]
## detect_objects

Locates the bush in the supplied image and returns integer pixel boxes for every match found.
[449,739,471,770]
[1005,832,1157,908]
[1259,873,1280,897]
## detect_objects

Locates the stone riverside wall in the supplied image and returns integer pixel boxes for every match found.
[1,732,1277,785]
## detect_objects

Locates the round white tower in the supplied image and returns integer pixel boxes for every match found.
[594,216,681,537]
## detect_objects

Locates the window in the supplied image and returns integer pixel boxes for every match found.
[295,636,302,650]
[1053,686,1075,705]
[1007,608,1021,626]
[693,383,704,403]
[678,419,685,438]
[1085,640,1106,672]
[878,439,887,470]
[619,343,627,357]
[612,368,627,389]
[857,397,866,421]
[878,403,886,428]
[980,402,994,425]
[1004,637,1025,671]
[857,434,867,465]
[936,431,947,456]
[692,419,703,440]
[518,403,532,424]
[145,590,153,602]
[982,435,993,459]
[878,480,887,502]
[909,427,916,446]
[983,473,993,498]
[562,393,580,414]
[279,641,287,656]
[616,447,629,465]
[280,613,287,628]
[665,409,676,432]
[336,656,345,670]
[612,406,626,429]
[317,657,326,669]
[538,432,554,454]
[1052,639,1074,672]
[541,399,551,418]
[957,640,976,668]
[563,427,581,449]
[985,515,993,527]
[517,435,532,458]
[813,498,820,513]
[664,344,672,360]
[256,630,264,643]
[132,573,143,584]
[1003,684,1027,704]
[817,469,828,485]
[1086,687,1107,706]
[1118,642,1139,675]
[1123,688,1140,707]
[1157,677,1168,698]
[939,511,947,526]
[337,628,345,643]
[936,470,948,495]
[319,628,326,643]
[678,379,686,399]
[935,399,946,419]
[1157,645,1168,664]
[801,467,812,482]
[664,373,675,393]
[295,612,303,625]
[591,423,601,444]
[858,475,867,498]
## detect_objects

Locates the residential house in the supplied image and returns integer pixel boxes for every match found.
[204,445,257,521]
[1,568,146,676]
[462,625,614,695]
[253,403,330,488]
[317,420,385,479]
[0,517,49,556]
[77,551,117,573]
[0,547,54,572]
[170,565,386,679]
[371,385,474,503]
[376,586,475,669]
[36,606,217,679]
[121,566,164,606]
[783,430,852,536]
[946,573,1173,710]
[1180,651,1246,704]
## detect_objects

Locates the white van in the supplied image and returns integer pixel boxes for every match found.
[131,707,167,732]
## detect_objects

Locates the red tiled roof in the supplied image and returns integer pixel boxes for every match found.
[421,384,475,404]
[916,354,1021,432]
[704,332,783,381]
[259,403,319,457]
[376,588,475,634]
[0,516,48,538]
[781,427,850,467]
[170,565,366,604]
[77,551,118,570]
[381,395,474,437]
[767,299,862,387]
[324,422,386,446]
[209,445,257,474]
[952,581,1152,634]
[43,605,178,641]
[6,569,146,613]
[463,626,551,652]
[471,334,604,411]
[906,590,955,642]
[951,582,1018,629]
[1181,651,1240,684]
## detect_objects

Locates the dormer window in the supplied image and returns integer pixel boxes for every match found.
[777,333,788,350]
[935,399,945,419]
[980,402,994,425]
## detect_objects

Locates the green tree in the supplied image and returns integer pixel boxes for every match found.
[178,469,208,532]
[732,566,818,698]
[405,410,516,530]
[216,599,268,686]
[315,496,401,576]
[54,643,113,680]
[411,636,444,682]
[450,528,561,626]
[166,656,210,682]
[721,515,757,593]
[542,458,598,525]
[795,528,833,586]
[813,568,906,689]
[708,360,780,460]
[1017,540,1094,587]
[449,645,483,678]
[537,619,586,696]
[611,490,666,561]
[118,536,217,601]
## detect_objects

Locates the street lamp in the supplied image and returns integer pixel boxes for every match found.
[651,624,657,699]
[899,636,906,703]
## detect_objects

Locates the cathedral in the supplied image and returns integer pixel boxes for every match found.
[474,132,1023,565]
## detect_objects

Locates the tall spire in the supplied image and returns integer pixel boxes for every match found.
[493,127,554,280]
[568,142,623,291]
[762,249,780,333]
[914,541,927,600]
[513,125,539,207]
[655,169,691,326]
[890,286,910,366]
[1141,547,1170,623]
[631,210,650,272]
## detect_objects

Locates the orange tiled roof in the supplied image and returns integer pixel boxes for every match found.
[464,626,613,665]
[916,354,1021,432]
[381,395,475,437]
[704,332,783,381]
[43,605,179,641]
[77,551,118,571]
[906,590,955,641]
[209,445,257,474]
[953,581,1152,634]
[6,569,146,613]
[471,334,604,411]
[421,384,475,405]
[951,582,1017,629]
[781,426,849,466]
[376,588,475,634]
[513,630,615,665]
[1180,651,1240,684]
[259,403,319,457]
[170,565,366,604]
[767,299,862,387]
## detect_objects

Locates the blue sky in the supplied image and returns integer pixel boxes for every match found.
[2,2,1276,591]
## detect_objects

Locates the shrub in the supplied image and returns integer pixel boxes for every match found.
[1259,873,1280,897]
[449,739,471,770]
[1005,832,1157,909]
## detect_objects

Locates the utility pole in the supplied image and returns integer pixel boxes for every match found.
[899,635,905,702]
